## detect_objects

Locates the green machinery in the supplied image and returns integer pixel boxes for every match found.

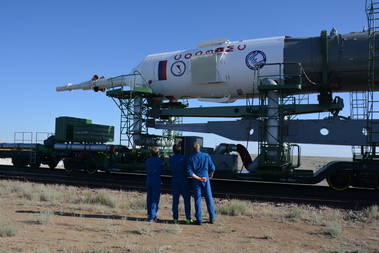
[0,117,150,174]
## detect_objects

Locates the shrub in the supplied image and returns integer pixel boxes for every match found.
[0,221,17,237]
[324,221,342,237]
[82,190,117,208]
[364,205,379,219]
[36,186,62,202]
[260,226,274,240]
[0,181,25,196]
[38,211,54,224]
[286,205,305,221]
[20,184,61,203]
[160,223,183,234]
[129,197,146,210]
[136,221,151,235]
[217,200,252,216]
[259,204,282,218]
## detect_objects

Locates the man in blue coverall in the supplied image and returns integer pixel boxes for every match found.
[169,143,192,224]
[146,147,164,222]
[186,142,216,225]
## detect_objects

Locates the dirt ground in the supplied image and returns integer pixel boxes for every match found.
[0,157,378,253]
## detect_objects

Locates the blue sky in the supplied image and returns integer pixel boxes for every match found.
[0,0,368,156]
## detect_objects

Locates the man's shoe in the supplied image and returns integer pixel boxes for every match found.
[210,220,215,224]
[173,219,179,224]
[185,219,193,224]
[193,220,202,225]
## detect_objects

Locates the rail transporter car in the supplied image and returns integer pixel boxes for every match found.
[1,116,379,191]
[0,117,151,174]
[0,116,238,175]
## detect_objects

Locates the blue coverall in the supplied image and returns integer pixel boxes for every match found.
[146,156,164,221]
[186,151,216,222]
[169,153,192,220]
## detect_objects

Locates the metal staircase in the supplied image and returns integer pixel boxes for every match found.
[350,0,379,159]
[106,73,152,148]
[350,90,368,159]
[106,72,182,150]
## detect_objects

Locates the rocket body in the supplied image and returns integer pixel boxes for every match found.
[56,31,375,102]
[132,36,284,102]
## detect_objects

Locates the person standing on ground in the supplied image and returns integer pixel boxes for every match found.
[169,142,193,224]
[186,142,216,225]
[146,147,164,222]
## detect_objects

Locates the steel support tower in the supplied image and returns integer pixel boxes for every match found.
[106,72,184,150]
[366,0,379,158]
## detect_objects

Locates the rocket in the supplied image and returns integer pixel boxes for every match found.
[56,30,375,103]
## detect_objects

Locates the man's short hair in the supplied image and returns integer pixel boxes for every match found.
[192,142,200,152]
[150,147,160,156]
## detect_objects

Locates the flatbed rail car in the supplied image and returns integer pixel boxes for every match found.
[0,117,148,173]
[0,143,59,169]
[2,134,379,190]
[2,117,379,191]
[0,141,150,174]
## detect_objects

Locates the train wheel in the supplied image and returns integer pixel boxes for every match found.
[48,160,60,169]
[85,166,98,174]
[63,159,74,173]
[30,163,41,169]
[327,170,351,191]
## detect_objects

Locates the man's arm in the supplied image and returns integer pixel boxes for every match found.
[191,174,207,182]
[209,172,214,178]
[206,154,216,178]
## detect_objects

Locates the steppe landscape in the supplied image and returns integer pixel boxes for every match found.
[0,156,378,253]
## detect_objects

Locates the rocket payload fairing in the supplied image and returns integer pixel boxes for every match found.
[56,31,375,103]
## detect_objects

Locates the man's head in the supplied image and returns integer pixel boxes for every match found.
[192,142,201,152]
[150,147,160,156]
[173,143,182,154]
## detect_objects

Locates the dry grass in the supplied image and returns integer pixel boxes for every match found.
[0,180,379,252]
[364,205,379,218]
[0,220,17,237]
[38,210,54,224]
[260,226,274,240]
[217,199,252,216]
[0,180,375,226]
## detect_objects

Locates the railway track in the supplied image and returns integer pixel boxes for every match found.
[0,164,377,209]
